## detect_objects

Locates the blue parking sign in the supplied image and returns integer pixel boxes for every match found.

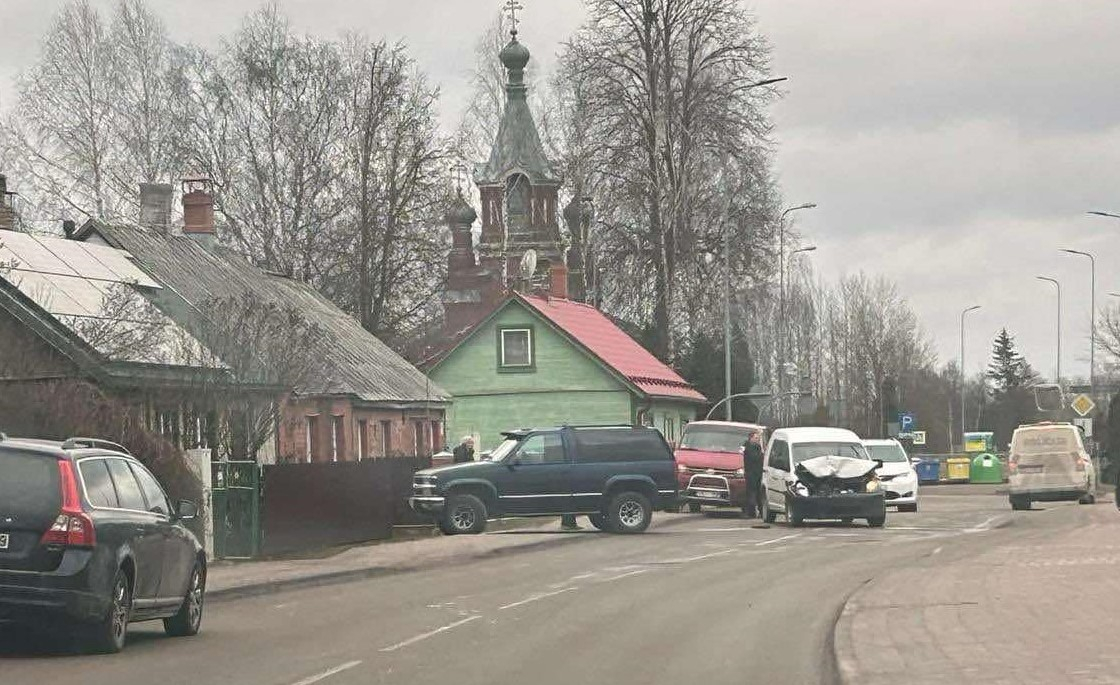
[898,412,915,432]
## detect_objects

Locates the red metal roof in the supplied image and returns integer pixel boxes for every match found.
[518,294,706,403]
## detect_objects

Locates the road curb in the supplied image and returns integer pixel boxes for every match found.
[208,513,700,603]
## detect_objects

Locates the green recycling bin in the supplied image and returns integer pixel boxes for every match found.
[969,453,1003,484]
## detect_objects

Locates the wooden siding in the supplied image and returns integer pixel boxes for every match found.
[432,302,633,449]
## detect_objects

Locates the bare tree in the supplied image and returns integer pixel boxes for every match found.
[558,0,780,359]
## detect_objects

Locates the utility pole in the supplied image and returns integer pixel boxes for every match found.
[960,305,981,446]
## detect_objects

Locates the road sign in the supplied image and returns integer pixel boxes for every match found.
[912,430,927,446]
[1073,417,1093,438]
[898,412,915,432]
[1071,393,1096,417]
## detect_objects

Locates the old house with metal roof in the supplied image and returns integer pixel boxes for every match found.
[0,174,450,463]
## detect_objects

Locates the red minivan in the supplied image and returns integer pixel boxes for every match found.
[675,421,767,513]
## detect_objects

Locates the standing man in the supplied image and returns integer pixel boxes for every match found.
[452,436,475,464]
[741,432,765,518]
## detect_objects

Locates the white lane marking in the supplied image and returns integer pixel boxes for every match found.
[696,527,757,532]
[665,548,738,563]
[600,569,649,582]
[965,515,1001,533]
[932,546,943,555]
[379,615,481,653]
[290,661,363,685]
[498,586,579,611]
[756,533,802,546]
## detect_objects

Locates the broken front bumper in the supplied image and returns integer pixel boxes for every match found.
[786,492,885,520]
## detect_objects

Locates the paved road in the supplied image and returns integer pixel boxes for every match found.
[0,486,1084,685]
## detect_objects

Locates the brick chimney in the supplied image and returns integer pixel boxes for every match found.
[549,263,569,300]
[0,173,17,232]
[139,183,174,231]
[181,177,216,245]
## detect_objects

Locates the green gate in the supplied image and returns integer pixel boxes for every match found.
[211,461,261,559]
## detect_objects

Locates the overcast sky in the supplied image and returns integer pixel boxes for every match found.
[3,0,1120,386]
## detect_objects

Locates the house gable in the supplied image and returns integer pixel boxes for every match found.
[430,298,629,398]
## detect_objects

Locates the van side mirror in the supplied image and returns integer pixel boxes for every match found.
[175,499,198,521]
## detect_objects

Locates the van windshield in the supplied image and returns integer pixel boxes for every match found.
[679,425,755,453]
[792,442,869,464]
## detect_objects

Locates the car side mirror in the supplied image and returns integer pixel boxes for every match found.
[873,459,884,469]
[175,499,198,521]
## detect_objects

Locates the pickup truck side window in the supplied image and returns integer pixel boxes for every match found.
[516,433,566,464]
[768,441,791,472]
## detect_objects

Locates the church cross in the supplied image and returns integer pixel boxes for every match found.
[504,0,524,36]
[451,163,469,193]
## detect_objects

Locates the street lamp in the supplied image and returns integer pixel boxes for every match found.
[778,203,817,401]
[960,305,981,445]
[1087,210,1120,220]
[1060,248,1095,392]
[1037,276,1062,383]
[720,75,788,420]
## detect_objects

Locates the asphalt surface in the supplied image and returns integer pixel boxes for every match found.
[0,485,1089,685]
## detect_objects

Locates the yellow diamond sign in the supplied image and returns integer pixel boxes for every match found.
[1071,393,1096,417]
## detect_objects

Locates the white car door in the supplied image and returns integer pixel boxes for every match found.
[764,439,792,512]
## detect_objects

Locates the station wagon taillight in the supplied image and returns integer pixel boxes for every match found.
[40,460,95,548]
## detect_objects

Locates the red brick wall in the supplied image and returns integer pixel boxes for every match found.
[277,398,445,463]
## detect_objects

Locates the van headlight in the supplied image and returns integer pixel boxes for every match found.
[866,478,881,493]
[734,468,745,478]
[788,481,809,497]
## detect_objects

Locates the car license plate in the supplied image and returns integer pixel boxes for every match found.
[0,533,8,550]
[696,491,719,499]
[1019,465,1044,474]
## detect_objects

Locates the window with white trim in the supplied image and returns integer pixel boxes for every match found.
[500,328,533,368]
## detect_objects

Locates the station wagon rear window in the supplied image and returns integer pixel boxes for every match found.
[0,448,61,521]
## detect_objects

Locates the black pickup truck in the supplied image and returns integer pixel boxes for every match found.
[409,426,678,534]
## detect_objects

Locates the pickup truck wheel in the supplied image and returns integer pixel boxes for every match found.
[686,502,702,514]
[1078,492,1096,505]
[608,491,652,533]
[588,513,611,532]
[444,494,488,534]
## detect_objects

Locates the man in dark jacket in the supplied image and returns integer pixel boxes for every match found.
[741,432,765,518]
[452,436,475,464]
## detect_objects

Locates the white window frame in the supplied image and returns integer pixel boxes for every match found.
[331,416,342,462]
[500,328,533,367]
[305,415,316,463]
[357,420,366,461]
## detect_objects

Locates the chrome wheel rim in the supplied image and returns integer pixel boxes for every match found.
[618,501,643,528]
[451,506,476,530]
[111,578,129,642]
[187,570,204,629]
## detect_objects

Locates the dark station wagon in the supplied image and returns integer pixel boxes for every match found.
[0,436,206,653]
[410,425,678,534]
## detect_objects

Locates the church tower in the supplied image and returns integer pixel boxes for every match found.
[474,21,564,290]
[442,10,574,334]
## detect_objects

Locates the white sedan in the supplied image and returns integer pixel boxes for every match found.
[862,439,919,512]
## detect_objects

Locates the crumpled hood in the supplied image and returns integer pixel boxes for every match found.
[876,462,914,477]
[796,455,877,480]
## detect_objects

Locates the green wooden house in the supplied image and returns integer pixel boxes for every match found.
[429,292,706,450]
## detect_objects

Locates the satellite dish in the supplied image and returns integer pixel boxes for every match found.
[520,249,538,279]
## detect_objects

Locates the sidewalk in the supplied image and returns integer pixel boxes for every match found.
[834,502,1120,685]
[206,514,690,601]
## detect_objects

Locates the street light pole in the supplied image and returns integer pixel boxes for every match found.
[960,305,981,446]
[1060,249,1095,392]
[1037,276,1062,383]
[720,75,790,421]
[778,203,817,402]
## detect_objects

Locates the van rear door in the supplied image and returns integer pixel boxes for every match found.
[1011,427,1085,490]
[0,448,64,571]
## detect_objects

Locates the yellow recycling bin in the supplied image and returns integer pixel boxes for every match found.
[946,457,971,482]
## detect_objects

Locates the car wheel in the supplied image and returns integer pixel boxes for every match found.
[1010,495,1031,511]
[444,493,488,534]
[164,562,205,637]
[898,503,918,513]
[867,515,886,528]
[787,500,804,527]
[588,513,611,531]
[1078,492,1096,505]
[686,502,702,514]
[761,494,777,523]
[841,517,854,525]
[608,491,652,533]
[86,568,131,654]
